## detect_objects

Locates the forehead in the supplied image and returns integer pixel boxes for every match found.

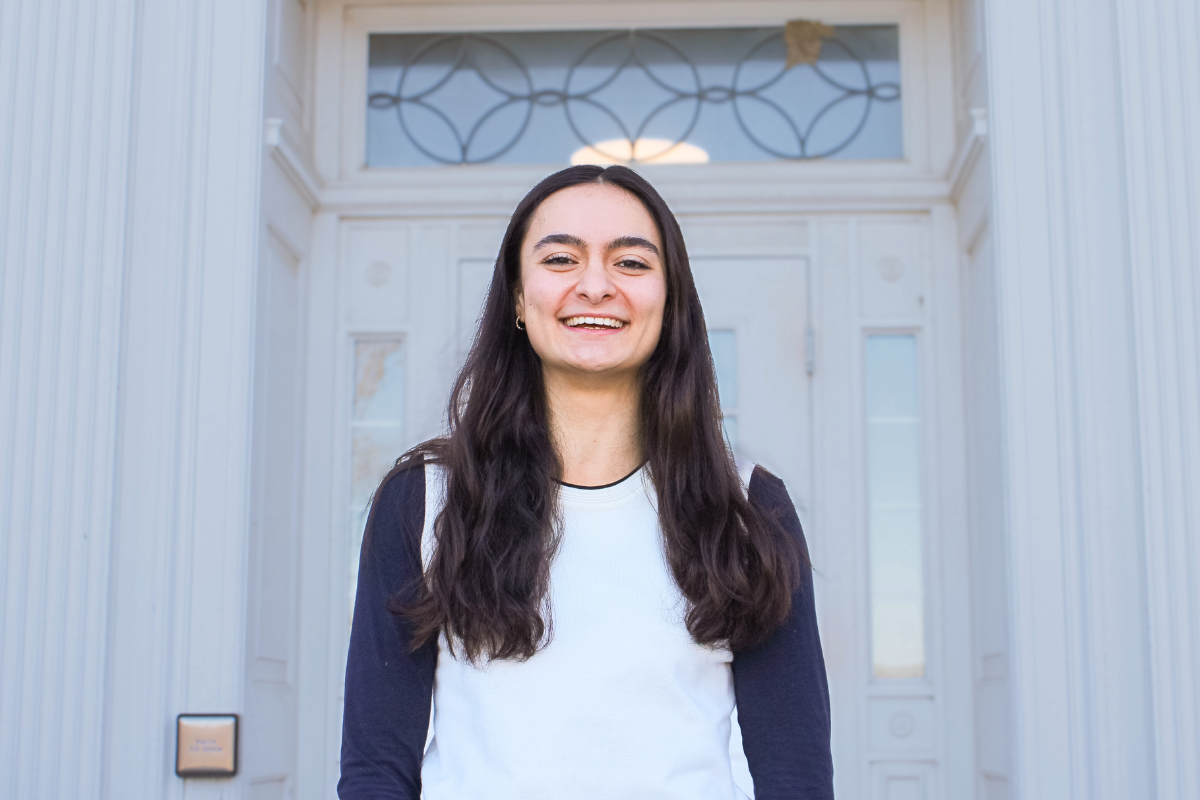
[524,184,660,245]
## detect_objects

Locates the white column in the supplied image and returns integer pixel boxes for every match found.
[0,1,137,797]
[0,0,267,796]
[1113,2,1200,798]
[104,1,268,799]
[981,0,1157,797]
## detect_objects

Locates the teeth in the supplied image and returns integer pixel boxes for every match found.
[564,316,624,328]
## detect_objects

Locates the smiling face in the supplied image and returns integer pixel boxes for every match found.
[514,183,668,383]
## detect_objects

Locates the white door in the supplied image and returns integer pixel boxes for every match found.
[682,215,812,508]
[327,210,965,799]
[302,5,973,798]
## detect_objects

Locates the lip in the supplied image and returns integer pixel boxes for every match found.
[559,314,628,333]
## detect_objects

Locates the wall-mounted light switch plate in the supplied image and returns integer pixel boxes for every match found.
[176,714,238,777]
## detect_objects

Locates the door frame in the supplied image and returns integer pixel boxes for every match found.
[296,3,969,798]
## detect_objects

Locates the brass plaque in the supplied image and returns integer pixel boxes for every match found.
[176,714,238,777]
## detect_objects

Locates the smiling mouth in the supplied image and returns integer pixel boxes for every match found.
[562,316,627,330]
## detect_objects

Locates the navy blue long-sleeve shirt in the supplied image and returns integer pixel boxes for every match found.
[339,462,833,799]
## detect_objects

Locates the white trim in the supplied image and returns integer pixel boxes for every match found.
[267,117,324,210]
[947,108,987,200]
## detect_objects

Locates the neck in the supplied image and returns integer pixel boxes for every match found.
[543,367,643,488]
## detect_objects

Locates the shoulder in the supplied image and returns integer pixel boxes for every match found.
[362,459,427,566]
[373,459,426,518]
[745,464,793,515]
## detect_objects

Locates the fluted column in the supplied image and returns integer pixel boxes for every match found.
[104,1,268,798]
[982,0,1157,797]
[0,0,268,797]
[0,1,138,797]
[1113,2,1200,798]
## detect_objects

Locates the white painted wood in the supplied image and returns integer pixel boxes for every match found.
[104,2,269,799]
[0,1,137,796]
[296,211,346,799]
[961,226,1013,797]
[242,1,318,792]
[680,220,812,505]
[1112,1,1200,797]
[948,4,1011,797]
[982,0,1156,798]
[926,202,975,800]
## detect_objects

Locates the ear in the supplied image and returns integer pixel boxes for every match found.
[513,286,524,317]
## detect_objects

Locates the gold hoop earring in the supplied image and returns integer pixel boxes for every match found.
[516,316,526,331]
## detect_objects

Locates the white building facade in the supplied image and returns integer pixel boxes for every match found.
[1,1,1196,799]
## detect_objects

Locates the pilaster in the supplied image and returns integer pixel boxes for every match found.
[1113,1,1200,797]
[982,0,1154,796]
[0,1,137,797]
[105,0,268,798]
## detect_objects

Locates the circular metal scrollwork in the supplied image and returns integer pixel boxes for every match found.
[368,29,901,165]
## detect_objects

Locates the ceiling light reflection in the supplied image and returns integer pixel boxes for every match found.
[570,138,710,166]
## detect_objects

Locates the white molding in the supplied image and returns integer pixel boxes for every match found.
[267,117,324,210]
[318,172,953,216]
[947,108,987,200]
[0,1,137,796]
[296,212,345,800]
[1113,1,1200,798]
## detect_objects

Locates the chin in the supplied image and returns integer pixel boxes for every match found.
[556,350,634,375]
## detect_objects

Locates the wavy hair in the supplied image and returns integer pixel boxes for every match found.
[379,165,804,662]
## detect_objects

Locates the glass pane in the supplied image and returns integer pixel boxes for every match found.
[865,335,925,679]
[354,340,406,421]
[367,26,902,167]
[350,339,407,623]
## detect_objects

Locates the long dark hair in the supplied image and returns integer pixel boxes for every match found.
[381,165,804,662]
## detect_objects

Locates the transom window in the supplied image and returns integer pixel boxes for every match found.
[366,25,902,167]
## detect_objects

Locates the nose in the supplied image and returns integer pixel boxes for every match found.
[575,255,616,304]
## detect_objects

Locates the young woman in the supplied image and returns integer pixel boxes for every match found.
[339,165,833,800]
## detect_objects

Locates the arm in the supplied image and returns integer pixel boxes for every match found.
[339,463,437,800]
[732,467,834,800]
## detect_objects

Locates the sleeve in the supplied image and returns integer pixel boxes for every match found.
[338,463,438,800]
[731,466,835,800]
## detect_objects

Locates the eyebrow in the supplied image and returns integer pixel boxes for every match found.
[607,235,660,255]
[532,233,586,250]
[531,233,660,256]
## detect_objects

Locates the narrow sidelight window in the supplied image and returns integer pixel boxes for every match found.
[865,334,925,679]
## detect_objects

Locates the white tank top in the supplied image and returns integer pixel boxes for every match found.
[419,462,753,800]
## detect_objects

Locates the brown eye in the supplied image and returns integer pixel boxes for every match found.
[616,258,650,270]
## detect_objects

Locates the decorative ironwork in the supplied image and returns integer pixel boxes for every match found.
[368,28,901,165]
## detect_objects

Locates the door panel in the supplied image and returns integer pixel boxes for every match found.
[691,254,811,512]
